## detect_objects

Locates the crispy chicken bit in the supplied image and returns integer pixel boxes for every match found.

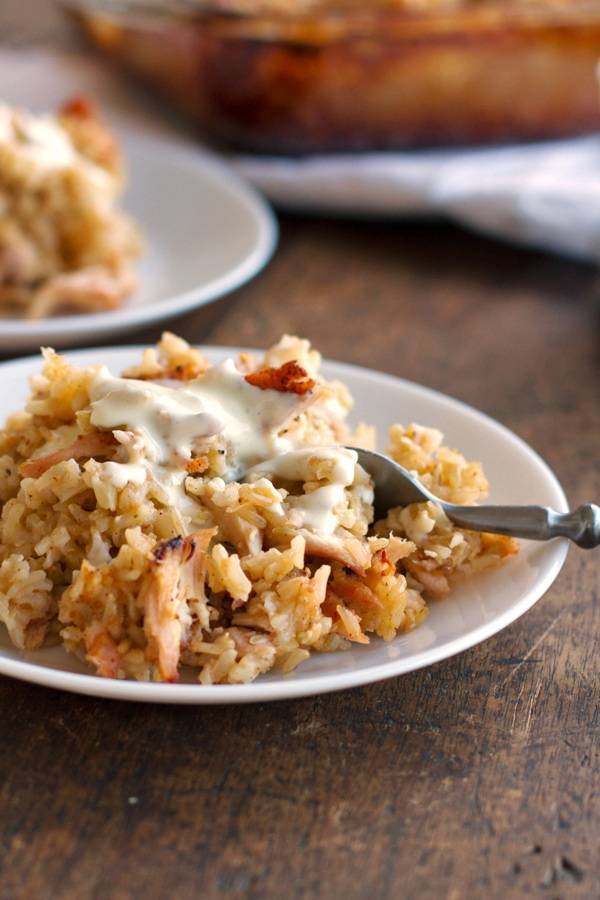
[60,95,97,119]
[245,360,315,395]
[185,456,209,475]
[140,529,215,682]
[20,431,118,478]
[58,96,123,177]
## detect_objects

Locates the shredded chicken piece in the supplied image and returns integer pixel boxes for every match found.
[226,626,266,656]
[302,531,371,577]
[23,618,50,650]
[140,529,215,682]
[336,604,369,644]
[321,592,369,645]
[201,496,262,556]
[245,360,315,395]
[0,232,38,285]
[406,558,450,598]
[328,572,384,609]
[85,622,121,679]
[26,265,137,320]
[20,431,118,478]
[0,284,29,312]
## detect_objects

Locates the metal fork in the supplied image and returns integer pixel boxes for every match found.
[350,447,600,549]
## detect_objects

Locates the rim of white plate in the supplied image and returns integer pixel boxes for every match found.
[0,347,569,703]
[0,137,278,341]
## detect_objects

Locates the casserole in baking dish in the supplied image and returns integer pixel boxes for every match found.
[68,1,600,153]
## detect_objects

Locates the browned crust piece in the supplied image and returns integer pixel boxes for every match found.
[58,94,124,178]
[70,2,600,153]
[244,360,315,393]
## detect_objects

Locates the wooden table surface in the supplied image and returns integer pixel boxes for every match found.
[1,9,599,900]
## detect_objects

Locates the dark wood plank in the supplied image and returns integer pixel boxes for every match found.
[1,216,599,900]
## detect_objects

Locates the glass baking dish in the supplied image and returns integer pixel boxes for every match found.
[65,0,600,153]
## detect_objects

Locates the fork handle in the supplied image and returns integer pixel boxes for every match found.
[443,503,600,548]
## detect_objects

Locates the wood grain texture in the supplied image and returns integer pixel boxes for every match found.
[0,8,599,897]
[1,218,598,900]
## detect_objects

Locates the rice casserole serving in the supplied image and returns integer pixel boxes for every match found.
[0,97,141,319]
[0,334,518,684]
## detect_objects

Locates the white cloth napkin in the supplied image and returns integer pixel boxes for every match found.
[236,141,600,262]
[3,47,600,262]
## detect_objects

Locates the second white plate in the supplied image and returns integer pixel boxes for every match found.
[0,347,569,703]
[0,136,277,351]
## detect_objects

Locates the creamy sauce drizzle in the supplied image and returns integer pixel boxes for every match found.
[89,360,307,509]
[249,447,357,536]
[0,105,111,190]
[91,373,223,464]
[99,462,147,489]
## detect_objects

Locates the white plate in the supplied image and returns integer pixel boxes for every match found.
[0,136,277,351]
[0,347,569,703]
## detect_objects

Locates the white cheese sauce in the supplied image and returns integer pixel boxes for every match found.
[248,447,358,536]
[91,373,223,465]
[89,359,308,509]
[0,105,112,191]
[192,359,302,467]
